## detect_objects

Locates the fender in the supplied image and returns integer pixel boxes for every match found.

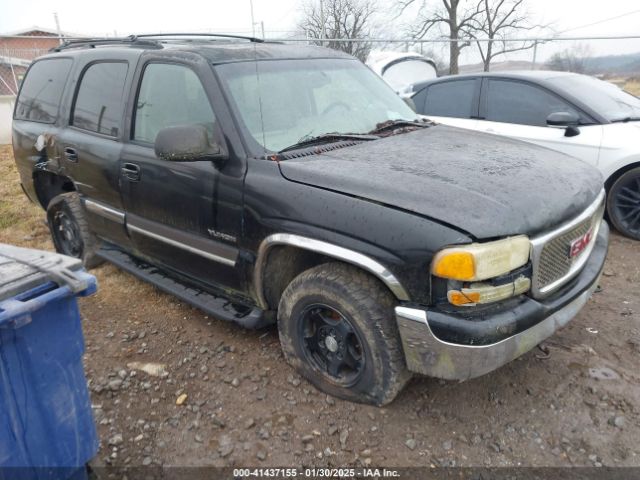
[254,233,411,310]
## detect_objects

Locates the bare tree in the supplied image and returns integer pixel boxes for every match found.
[299,0,377,62]
[399,0,483,74]
[546,44,593,74]
[468,0,542,72]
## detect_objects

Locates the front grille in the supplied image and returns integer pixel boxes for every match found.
[536,217,594,291]
[530,191,605,298]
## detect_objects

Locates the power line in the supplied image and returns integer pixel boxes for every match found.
[272,34,640,44]
[559,8,640,34]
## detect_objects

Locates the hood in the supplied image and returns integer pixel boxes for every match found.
[278,125,603,239]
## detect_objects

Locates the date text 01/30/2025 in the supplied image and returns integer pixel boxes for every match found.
[233,468,401,478]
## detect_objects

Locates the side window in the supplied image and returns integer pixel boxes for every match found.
[485,80,581,127]
[424,80,477,118]
[72,62,129,136]
[14,58,73,123]
[134,63,215,144]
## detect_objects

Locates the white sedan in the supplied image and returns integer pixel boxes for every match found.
[409,71,640,240]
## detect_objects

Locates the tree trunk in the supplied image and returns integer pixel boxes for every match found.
[449,24,460,75]
[483,42,493,72]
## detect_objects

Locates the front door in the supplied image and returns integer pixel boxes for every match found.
[477,79,603,167]
[119,61,243,292]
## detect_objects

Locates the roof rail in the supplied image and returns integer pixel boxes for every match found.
[132,33,265,43]
[51,36,162,52]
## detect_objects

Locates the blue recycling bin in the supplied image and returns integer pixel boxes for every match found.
[0,244,99,480]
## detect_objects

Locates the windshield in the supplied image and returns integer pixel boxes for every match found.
[548,75,640,122]
[216,58,418,152]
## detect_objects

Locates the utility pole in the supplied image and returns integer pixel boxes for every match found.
[261,21,265,39]
[319,0,326,46]
[53,12,63,45]
[249,0,256,37]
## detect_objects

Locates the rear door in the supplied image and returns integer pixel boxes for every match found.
[477,78,603,167]
[119,58,244,292]
[413,78,481,130]
[12,57,74,204]
[55,56,134,247]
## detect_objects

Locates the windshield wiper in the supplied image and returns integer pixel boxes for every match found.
[368,118,431,135]
[611,116,640,123]
[278,133,378,154]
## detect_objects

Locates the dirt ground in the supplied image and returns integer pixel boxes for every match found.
[1,144,639,469]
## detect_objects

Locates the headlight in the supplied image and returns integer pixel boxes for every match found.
[431,236,531,281]
[448,276,532,306]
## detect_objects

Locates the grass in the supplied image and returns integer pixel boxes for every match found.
[0,145,49,247]
[625,79,640,96]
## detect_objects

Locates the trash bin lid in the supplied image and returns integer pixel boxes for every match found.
[0,244,88,302]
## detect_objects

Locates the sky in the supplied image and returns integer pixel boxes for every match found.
[2,0,640,64]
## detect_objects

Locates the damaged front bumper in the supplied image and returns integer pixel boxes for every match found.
[396,221,609,381]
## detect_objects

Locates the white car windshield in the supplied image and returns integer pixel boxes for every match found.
[548,75,640,123]
[216,58,418,152]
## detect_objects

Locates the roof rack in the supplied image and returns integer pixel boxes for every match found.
[132,33,265,43]
[51,36,162,52]
[51,33,265,52]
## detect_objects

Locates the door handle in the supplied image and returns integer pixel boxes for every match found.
[121,163,141,182]
[64,147,78,162]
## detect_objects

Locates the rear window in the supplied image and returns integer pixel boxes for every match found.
[424,80,477,118]
[14,58,73,123]
[72,62,129,136]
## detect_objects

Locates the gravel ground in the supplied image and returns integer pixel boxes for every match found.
[1,145,639,470]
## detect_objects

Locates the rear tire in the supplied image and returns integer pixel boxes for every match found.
[607,167,640,240]
[278,262,411,406]
[47,192,104,268]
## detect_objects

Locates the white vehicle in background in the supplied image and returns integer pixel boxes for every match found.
[409,71,640,240]
[367,51,438,96]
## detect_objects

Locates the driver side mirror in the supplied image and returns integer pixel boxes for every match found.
[546,112,581,138]
[154,125,228,163]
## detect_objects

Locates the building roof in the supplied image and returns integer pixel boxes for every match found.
[1,26,76,38]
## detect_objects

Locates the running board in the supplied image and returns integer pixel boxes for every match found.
[97,247,270,329]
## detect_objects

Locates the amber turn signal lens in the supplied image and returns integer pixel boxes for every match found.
[448,290,481,306]
[448,276,531,307]
[432,251,475,281]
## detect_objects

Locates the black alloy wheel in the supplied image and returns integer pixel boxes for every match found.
[608,167,640,240]
[298,304,365,386]
[46,192,104,268]
[51,209,84,257]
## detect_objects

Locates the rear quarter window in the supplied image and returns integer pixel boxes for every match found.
[71,62,129,136]
[14,58,73,123]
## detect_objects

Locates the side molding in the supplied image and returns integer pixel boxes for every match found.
[84,199,125,224]
[128,224,237,267]
[254,233,410,309]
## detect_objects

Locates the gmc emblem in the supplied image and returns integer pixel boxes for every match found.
[568,228,593,259]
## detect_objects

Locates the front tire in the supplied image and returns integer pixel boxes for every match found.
[277,263,411,406]
[607,167,640,240]
[47,192,104,268]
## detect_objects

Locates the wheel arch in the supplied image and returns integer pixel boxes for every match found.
[254,233,410,310]
[33,171,77,209]
[604,159,640,192]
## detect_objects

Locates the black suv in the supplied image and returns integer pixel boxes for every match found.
[12,35,609,405]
